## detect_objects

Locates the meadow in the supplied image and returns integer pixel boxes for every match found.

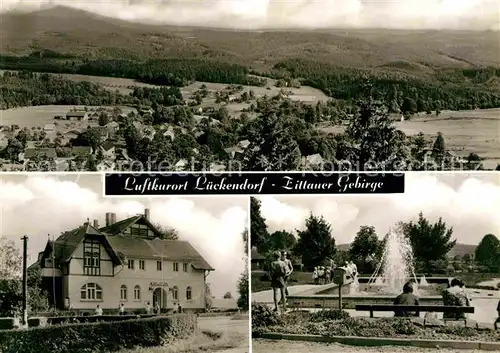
[323,108,500,169]
[0,105,136,128]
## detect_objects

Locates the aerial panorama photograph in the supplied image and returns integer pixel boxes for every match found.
[0,0,499,173]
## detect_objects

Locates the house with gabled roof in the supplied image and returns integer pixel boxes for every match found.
[36,209,214,312]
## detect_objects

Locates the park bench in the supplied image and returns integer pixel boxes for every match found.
[355,304,474,318]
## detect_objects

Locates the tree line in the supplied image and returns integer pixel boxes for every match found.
[0,54,266,88]
[264,59,500,114]
[250,197,500,275]
[2,51,500,115]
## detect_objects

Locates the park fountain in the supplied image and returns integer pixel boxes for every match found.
[349,276,360,295]
[367,226,419,294]
[420,275,429,286]
[283,226,496,323]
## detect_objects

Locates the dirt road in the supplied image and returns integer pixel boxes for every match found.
[252,339,490,353]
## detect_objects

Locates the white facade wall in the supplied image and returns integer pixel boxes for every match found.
[64,243,206,311]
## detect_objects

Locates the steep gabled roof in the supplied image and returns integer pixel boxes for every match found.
[99,214,162,237]
[40,215,213,272]
[47,223,122,266]
[101,236,213,270]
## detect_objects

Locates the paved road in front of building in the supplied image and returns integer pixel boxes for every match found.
[197,316,249,353]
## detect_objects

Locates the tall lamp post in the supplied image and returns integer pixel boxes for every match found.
[21,235,28,328]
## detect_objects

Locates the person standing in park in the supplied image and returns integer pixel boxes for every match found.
[118,303,125,315]
[145,301,152,314]
[95,304,103,316]
[313,267,319,284]
[281,251,293,296]
[318,266,325,285]
[269,251,287,312]
[393,281,420,317]
[344,261,352,279]
[350,261,358,280]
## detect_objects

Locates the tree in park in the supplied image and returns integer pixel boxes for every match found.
[237,228,249,311]
[349,226,381,274]
[224,292,233,299]
[401,212,456,273]
[475,234,500,272]
[250,197,269,252]
[264,230,297,254]
[462,253,474,268]
[296,214,336,269]
[0,238,48,316]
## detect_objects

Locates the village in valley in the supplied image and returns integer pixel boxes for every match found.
[0,78,338,172]
[0,7,499,172]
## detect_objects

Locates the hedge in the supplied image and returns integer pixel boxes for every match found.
[0,314,197,353]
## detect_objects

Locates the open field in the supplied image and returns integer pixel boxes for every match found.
[56,73,160,95]
[322,108,500,169]
[181,79,329,117]
[0,105,135,128]
[253,339,488,353]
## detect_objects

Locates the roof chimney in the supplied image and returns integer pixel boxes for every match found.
[93,219,99,229]
[105,212,117,226]
[144,208,150,221]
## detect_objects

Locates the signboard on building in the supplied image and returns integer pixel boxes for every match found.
[150,281,168,287]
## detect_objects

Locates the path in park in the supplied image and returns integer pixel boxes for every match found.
[252,339,486,353]
[477,278,500,288]
[252,285,319,303]
[197,316,249,353]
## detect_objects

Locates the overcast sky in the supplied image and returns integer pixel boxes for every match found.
[258,173,500,246]
[1,0,498,30]
[0,174,248,298]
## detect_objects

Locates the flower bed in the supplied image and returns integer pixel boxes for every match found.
[251,304,500,342]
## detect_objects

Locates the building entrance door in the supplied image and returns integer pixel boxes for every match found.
[152,287,168,309]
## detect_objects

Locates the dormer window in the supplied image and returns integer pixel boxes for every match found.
[128,224,155,237]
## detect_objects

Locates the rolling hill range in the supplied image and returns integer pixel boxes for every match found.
[1,6,499,70]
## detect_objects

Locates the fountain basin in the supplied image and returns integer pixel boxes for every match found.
[357,276,450,285]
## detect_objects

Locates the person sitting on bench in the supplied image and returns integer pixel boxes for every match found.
[442,278,470,319]
[393,281,420,317]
